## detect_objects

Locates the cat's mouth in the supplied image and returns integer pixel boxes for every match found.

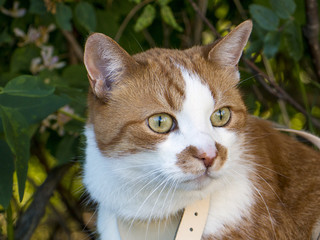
[181,170,215,189]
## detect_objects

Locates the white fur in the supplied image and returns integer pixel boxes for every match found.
[83,67,255,239]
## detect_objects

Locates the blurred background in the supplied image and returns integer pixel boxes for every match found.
[0,0,319,239]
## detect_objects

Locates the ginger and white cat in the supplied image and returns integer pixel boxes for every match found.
[83,20,320,239]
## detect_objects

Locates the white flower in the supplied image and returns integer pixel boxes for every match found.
[14,24,56,47]
[0,1,26,18]
[30,46,66,74]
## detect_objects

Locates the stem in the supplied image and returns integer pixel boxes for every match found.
[58,109,86,123]
[7,203,14,240]
[296,63,315,132]
[114,0,154,42]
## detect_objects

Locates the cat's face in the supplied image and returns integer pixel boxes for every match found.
[84,21,252,192]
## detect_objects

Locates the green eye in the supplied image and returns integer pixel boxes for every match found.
[148,113,174,133]
[210,107,231,127]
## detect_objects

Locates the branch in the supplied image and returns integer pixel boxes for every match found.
[193,0,208,44]
[304,0,320,82]
[14,164,72,240]
[61,30,84,63]
[186,0,220,38]
[114,0,154,42]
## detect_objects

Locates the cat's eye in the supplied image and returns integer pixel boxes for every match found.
[210,107,231,127]
[148,113,174,134]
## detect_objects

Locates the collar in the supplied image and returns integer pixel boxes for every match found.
[118,196,211,240]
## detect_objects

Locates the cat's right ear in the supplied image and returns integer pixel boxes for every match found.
[84,33,137,99]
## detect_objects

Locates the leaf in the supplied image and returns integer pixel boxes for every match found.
[157,0,171,7]
[134,5,156,32]
[55,2,72,31]
[270,0,296,19]
[3,75,55,97]
[249,4,279,31]
[10,46,40,73]
[74,2,96,33]
[29,0,47,15]
[284,20,303,61]
[0,0,6,7]
[0,28,13,45]
[0,94,68,125]
[160,5,183,32]
[55,135,78,165]
[0,140,14,208]
[0,106,30,201]
[263,31,281,58]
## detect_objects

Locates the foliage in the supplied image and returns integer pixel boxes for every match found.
[0,0,319,239]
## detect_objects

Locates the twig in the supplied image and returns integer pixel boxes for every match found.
[14,164,73,240]
[232,0,247,20]
[304,0,320,82]
[243,58,320,129]
[114,0,154,42]
[61,30,84,63]
[186,0,220,38]
[193,0,208,44]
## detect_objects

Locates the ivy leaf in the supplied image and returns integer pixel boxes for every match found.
[55,2,72,31]
[249,4,279,31]
[270,0,296,19]
[0,106,30,201]
[284,20,303,61]
[29,0,47,15]
[55,135,78,165]
[0,140,14,208]
[160,5,183,32]
[134,4,156,32]
[3,75,55,97]
[74,2,96,33]
[263,31,281,58]
[10,46,40,73]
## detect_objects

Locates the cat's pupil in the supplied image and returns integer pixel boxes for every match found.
[158,116,162,127]
[219,110,223,120]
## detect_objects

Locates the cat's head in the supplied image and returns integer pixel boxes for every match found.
[84,21,252,192]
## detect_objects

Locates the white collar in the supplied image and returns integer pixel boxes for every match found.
[118,196,211,240]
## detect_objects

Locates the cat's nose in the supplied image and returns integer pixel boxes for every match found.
[197,151,216,168]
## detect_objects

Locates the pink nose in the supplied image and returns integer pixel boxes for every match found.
[197,152,216,168]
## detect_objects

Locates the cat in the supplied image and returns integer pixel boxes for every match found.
[83,20,320,240]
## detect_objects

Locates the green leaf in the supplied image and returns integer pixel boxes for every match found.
[10,46,40,73]
[0,106,30,201]
[3,75,55,97]
[263,31,281,58]
[74,2,97,33]
[29,0,47,15]
[0,28,13,45]
[284,21,303,61]
[134,5,156,32]
[160,5,183,32]
[0,0,6,7]
[0,140,14,208]
[157,0,171,7]
[270,0,296,19]
[56,135,77,165]
[249,4,279,31]
[55,2,72,31]
[0,94,68,125]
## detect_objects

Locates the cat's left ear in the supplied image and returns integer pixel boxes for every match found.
[208,20,252,67]
[84,33,138,99]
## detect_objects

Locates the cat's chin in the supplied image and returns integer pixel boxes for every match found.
[180,173,216,191]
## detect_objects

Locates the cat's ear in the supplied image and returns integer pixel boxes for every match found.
[84,33,137,99]
[208,20,252,67]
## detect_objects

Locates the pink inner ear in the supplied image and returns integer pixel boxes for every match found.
[84,33,135,99]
